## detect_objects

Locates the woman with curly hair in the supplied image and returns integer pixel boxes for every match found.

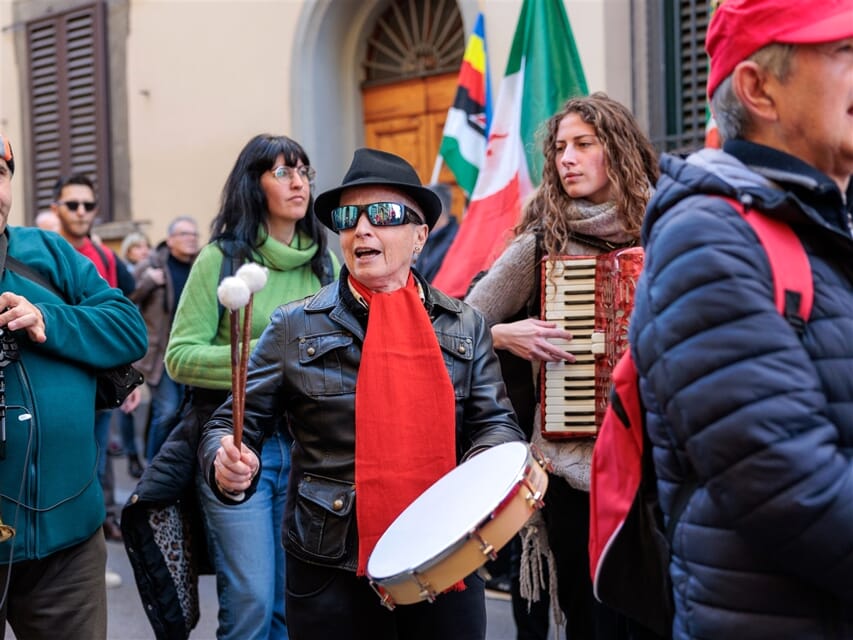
[466,92,659,639]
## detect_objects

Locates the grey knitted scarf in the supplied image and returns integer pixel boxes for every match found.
[562,198,635,246]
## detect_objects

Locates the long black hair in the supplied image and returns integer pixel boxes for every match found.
[210,133,329,281]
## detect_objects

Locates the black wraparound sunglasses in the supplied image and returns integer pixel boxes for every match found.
[330,202,424,231]
[59,200,97,212]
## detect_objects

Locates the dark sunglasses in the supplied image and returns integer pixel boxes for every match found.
[330,202,424,231]
[60,200,97,212]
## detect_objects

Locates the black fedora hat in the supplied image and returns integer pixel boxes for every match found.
[314,148,442,232]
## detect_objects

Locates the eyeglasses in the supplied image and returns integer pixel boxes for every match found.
[330,202,425,232]
[0,135,11,164]
[60,200,97,213]
[171,230,199,239]
[0,134,13,176]
[271,165,316,182]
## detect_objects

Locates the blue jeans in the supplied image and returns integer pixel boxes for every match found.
[94,409,113,502]
[118,410,137,456]
[145,369,184,462]
[196,431,290,640]
[95,410,110,483]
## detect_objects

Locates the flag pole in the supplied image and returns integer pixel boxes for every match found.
[430,155,443,185]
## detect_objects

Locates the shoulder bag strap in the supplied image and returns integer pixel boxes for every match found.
[722,197,813,327]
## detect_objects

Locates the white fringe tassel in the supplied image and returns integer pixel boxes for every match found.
[518,513,565,639]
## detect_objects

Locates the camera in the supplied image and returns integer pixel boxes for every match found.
[0,328,19,368]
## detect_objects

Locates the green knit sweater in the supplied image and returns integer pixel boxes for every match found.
[165,231,339,389]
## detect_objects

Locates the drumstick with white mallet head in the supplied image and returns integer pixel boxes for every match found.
[216,263,268,447]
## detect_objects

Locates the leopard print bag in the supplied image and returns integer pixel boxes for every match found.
[147,502,200,635]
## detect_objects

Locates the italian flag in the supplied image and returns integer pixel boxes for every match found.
[432,0,588,298]
[436,13,492,196]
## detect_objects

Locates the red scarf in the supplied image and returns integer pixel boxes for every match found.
[78,237,118,287]
[351,274,456,576]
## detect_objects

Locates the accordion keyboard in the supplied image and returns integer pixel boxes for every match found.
[540,248,643,439]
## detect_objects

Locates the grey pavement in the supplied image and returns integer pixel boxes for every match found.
[9,453,524,639]
[104,532,518,639]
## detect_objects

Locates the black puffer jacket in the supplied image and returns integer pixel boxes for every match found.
[200,268,524,571]
[630,141,853,639]
[121,389,224,640]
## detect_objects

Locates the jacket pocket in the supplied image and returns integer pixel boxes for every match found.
[287,473,355,563]
[435,331,474,398]
[298,332,356,396]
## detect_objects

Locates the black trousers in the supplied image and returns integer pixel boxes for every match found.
[285,552,487,640]
[0,531,107,640]
[542,475,633,640]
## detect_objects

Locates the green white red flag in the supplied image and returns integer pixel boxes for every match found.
[432,0,588,298]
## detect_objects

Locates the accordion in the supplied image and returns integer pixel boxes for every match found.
[539,247,644,439]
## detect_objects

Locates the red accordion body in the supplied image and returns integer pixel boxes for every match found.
[539,247,644,439]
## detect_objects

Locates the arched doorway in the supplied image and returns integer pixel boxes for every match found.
[293,0,471,219]
[361,0,466,217]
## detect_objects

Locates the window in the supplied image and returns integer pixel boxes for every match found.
[644,0,712,155]
[363,0,465,86]
[26,2,111,216]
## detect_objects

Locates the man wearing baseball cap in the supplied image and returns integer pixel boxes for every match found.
[626,1,853,638]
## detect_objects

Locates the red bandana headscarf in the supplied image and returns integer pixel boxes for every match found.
[350,273,457,576]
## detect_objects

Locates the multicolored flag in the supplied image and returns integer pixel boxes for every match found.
[432,0,588,298]
[435,13,492,196]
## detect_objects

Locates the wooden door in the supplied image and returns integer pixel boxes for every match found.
[363,73,467,220]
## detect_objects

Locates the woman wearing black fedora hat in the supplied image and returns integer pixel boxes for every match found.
[197,147,524,639]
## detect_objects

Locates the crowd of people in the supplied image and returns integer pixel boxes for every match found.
[1,1,852,638]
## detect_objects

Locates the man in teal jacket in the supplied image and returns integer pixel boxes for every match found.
[0,134,147,639]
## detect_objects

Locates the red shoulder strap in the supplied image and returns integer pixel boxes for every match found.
[723,198,813,322]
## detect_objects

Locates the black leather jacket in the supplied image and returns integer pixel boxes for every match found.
[199,269,523,571]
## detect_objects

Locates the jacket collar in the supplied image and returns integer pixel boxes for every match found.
[304,266,464,318]
[646,142,853,245]
[725,140,851,202]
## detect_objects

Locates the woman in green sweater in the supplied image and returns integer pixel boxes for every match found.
[164,133,338,640]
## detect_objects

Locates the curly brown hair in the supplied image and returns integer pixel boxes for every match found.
[515,92,659,261]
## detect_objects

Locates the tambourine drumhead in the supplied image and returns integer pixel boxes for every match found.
[367,441,531,580]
